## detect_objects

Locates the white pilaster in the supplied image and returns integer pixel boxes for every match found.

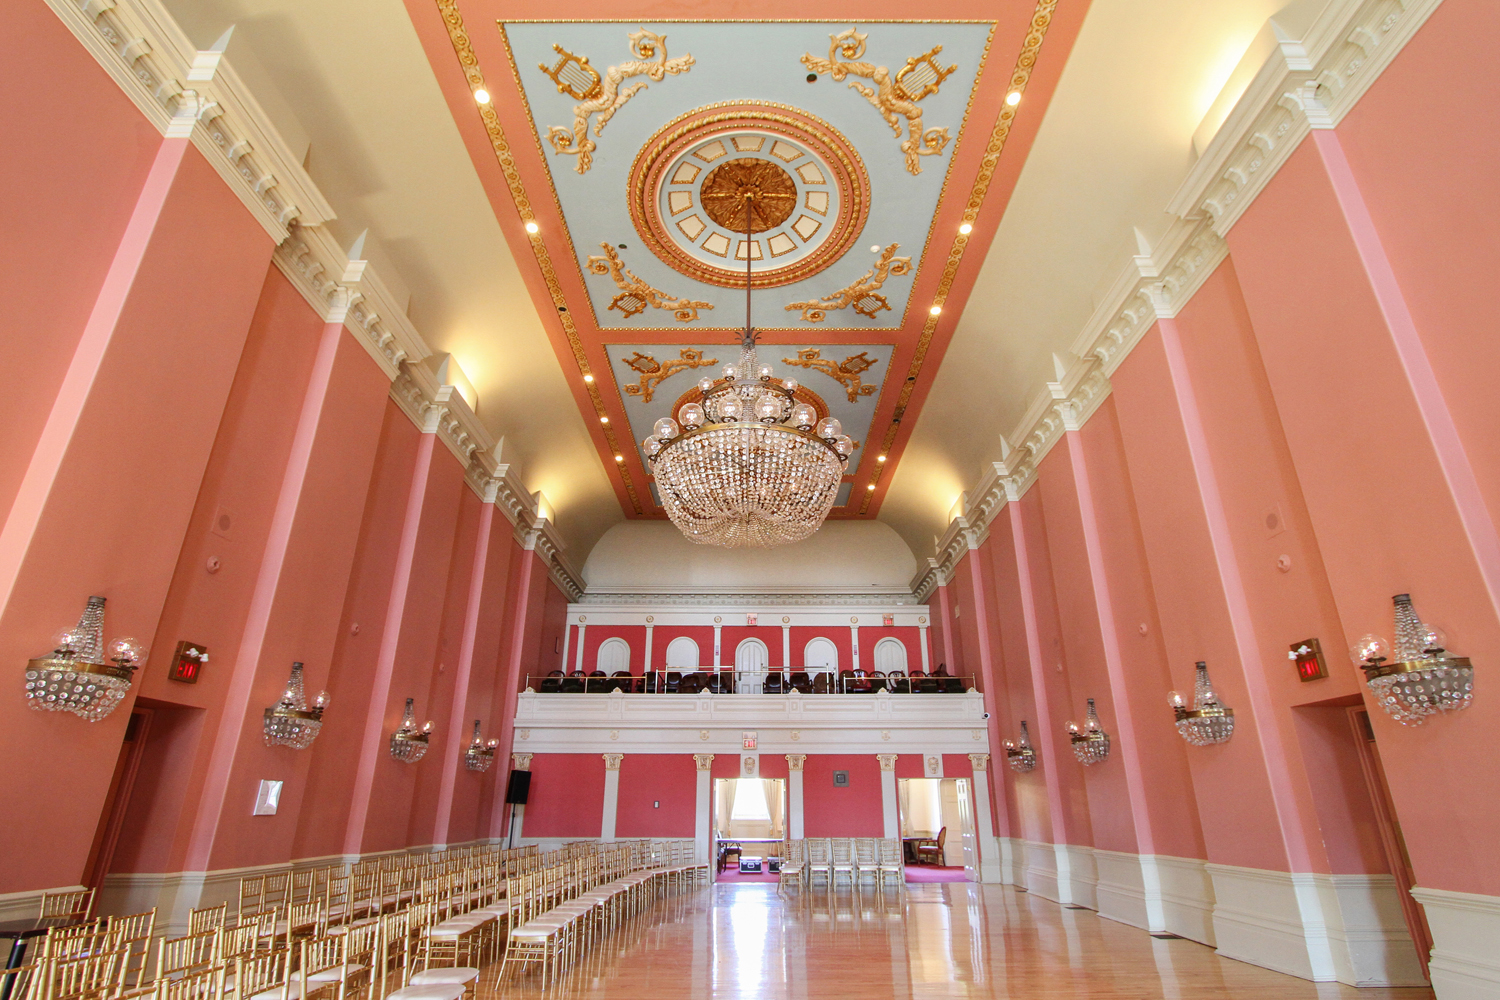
[600,753,622,841]
[877,755,898,837]
[919,622,930,673]
[559,621,571,674]
[694,754,714,866]
[851,622,860,671]
[713,623,722,668]
[786,755,806,839]
[574,622,586,673]
[781,624,791,666]
[969,754,1003,883]
[644,623,654,674]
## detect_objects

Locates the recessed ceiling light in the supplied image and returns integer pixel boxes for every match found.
[524,221,539,234]
[867,484,876,491]
[600,416,610,424]
[474,88,491,104]
[583,374,594,383]
[614,454,624,463]
[870,244,882,253]
[1006,91,1021,106]
[929,305,942,316]
[877,455,887,463]
[958,222,973,235]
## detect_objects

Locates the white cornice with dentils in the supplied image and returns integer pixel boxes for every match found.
[46,0,585,601]
[45,0,333,243]
[914,0,1440,600]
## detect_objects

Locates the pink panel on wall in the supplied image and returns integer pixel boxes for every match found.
[789,627,852,671]
[580,625,646,674]
[522,754,604,838]
[654,625,715,668]
[615,755,697,838]
[801,755,883,837]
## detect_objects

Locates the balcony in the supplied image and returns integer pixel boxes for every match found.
[525,667,974,695]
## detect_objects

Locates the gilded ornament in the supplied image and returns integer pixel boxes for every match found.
[699,158,798,231]
[587,243,713,322]
[802,30,955,175]
[543,29,695,174]
[781,348,879,403]
[621,348,719,403]
[786,243,913,322]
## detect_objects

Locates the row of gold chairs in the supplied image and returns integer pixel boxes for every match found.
[776,838,906,892]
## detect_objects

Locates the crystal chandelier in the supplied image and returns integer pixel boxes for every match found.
[644,194,851,547]
[1169,661,1234,746]
[1004,720,1037,772]
[263,661,328,749]
[23,596,145,722]
[1353,593,1474,726]
[389,698,432,763]
[463,719,499,772]
[1067,699,1111,765]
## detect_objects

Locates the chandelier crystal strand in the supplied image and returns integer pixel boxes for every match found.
[1170,661,1235,746]
[1068,698,1111,765]
[263,661,327,749]
[647,193,849,548]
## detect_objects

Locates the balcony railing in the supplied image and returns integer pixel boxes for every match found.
[526,667,974,695]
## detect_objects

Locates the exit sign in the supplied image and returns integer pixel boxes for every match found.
[742,731,757,750]
[1289,638,1328,682]
[167,641,209,684]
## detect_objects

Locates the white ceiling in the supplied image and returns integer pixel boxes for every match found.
[159,0,1294,569]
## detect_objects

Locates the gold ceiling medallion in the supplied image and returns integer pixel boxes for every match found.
[543,29,695,175]
[781,349,880,403]
[621,348,719,403]
[699,159,798,232]
[587,243,713,322]
[801,30,955,175]
[786,243,913,322]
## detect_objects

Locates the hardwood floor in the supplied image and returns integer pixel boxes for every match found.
[475,882,1436,999]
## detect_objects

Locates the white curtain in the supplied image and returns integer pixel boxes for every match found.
[762,779,783,838]
[718,779,739,835]
[898,780,912,836]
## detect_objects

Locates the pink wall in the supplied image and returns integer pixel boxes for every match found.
[578,624,646,673]
[801,755,884,837]
[614,755,697,838]
[522,754,603,838]
[788,626,853,671]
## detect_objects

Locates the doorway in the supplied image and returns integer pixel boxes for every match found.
[897,777,976,882]
[713,778,785,881]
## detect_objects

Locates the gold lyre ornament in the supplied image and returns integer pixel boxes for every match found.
[801,29,955,175]
[543,29,695,174]
[786,243,913,322]
[587,243,712,322]
[539,44,602,101]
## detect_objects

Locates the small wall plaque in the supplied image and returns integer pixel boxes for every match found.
[167,641,209,684]
[832,770,849,787]
[253,779,283,816]
[1289,638,1328,682]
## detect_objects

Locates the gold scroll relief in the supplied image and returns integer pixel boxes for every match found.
[621,348,719,403]
[543,29,694,174]
[781,348,879,403]
[785,243,913,322]
[801,30,956,175]
[587,244,713,322]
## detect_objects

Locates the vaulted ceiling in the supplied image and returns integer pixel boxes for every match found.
[159,0,1290,565]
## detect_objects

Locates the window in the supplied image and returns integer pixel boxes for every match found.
[729,779,773,821]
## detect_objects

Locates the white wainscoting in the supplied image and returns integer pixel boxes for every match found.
[1153,854,1217,946]
[1411,886,1500,1000]
[1093,848,1148,930]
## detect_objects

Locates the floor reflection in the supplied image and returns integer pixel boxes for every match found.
[474,882,1436,1000]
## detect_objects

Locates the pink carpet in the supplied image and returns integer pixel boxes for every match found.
[716,866,780,883]
[904,865,968,883]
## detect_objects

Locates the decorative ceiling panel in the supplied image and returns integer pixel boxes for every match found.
[408,0,1078,521]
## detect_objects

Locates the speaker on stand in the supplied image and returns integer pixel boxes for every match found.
[505,770,531,849]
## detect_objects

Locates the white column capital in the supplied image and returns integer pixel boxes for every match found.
[603,753,624,771]
[785,753,806,771]
[694,753,715,771]
[877,754,898,772]
[968,753,990,772]
[511,752,532,771]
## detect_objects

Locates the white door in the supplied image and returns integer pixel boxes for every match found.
[596,637,630,674]
[735,638,769,693]
[954,778,978,881]
[803,637,837,670]
[664,636,699,669]
[873,637,907,674]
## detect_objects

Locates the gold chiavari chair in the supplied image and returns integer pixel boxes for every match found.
[44,947,128,1000]
[853,838,879,886]
[805,838,832,887]
[104,911,156,988]
[39,891,96,923]
[777,840,805,895]
[156,931,218,981]
[186,905,227,937]
[232,949,290,1000]
[299,923,375,1000]
[876,837,905,890]
[149,968,222,1000]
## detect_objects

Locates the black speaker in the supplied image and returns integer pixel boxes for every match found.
[505,769,531,805]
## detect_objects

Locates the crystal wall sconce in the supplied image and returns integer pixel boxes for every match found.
[1353,593,1475,726]
[1067,699,1110,765]
[263,661,328,749]
[1169,661,1235,745]
[1004,720,1037,772]
[389,698,432,763]
[23,596,145,722]
[464,720,499,772]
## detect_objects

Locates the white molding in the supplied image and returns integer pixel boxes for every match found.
[919,0,1440,577]
[563,606,928,626]
[1094,847,1149,930]
[45,0,333,243]
[1167,0,1444,236]
[1411,886,1500,1000]
[1153,853,1217,946]
[575,590,919,607]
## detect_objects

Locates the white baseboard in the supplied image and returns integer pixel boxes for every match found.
[1020,839,1061,902]
[1152,854,1216,946]
[1093,848,1148,930]
[1411,886,1500,1000]
[1055,843,1097,910]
